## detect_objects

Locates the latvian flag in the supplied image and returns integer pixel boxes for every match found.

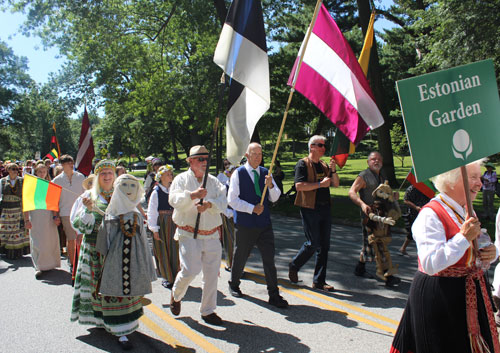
[75,106,95,176]
[213,0,270,166]
[45,148,58,161]
[288,4,384,145]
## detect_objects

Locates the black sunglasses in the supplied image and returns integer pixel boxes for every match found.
[194,157,208,162]
[311,143,326,148]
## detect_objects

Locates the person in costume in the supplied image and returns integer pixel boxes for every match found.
[364,181,401,287]
[288,135,339,291]
[24,164,61,279]
[490,206,500,326]
[144,158,162,201]
[390,161,500,353]
[95,174,156,349]
[349,151,393,278]
[228,143,288,308]
[0,162,29,259]
[70,160,144,350]
[147,164,179,289]
[168,145,227,326]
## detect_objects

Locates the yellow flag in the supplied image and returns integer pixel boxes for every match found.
[358,11,375,76]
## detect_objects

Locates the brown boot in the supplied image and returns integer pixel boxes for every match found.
[170,294,181,316]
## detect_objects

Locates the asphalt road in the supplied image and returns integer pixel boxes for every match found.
[0,214,455,353]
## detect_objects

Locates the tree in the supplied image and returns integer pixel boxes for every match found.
[389,122,408,167]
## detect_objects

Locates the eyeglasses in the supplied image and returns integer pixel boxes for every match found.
[10,168,19,172]
[194,157,208,162]
[311,143,326,148]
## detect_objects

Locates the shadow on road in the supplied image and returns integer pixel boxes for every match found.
[0,255,33,274]
[180,316,310,353]
[40,268,72,286]
[77,327,194,353]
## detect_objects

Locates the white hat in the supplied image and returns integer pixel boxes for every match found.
[145,156,154,162]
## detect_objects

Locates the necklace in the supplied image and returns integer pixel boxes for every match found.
[100,189,113,203]
[9,178,18,195]
[439,196,465,224]
[119,214,138,238]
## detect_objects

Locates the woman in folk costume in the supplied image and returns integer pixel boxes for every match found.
[390,161,500,353]
[0,162,29,259]
[221,164,236,271]
[147,165,179,289]
[95,173,156,348]
[70,160,143,350]
[24,164,61,279]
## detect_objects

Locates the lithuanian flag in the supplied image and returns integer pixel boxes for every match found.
[406,168,436,199]
[45,148,58,161]
[22,174,62,212]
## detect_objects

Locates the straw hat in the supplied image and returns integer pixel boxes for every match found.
[186,145,209,161]
[82,174,95,190]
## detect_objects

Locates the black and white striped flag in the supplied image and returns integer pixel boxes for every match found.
[213,0,270,165]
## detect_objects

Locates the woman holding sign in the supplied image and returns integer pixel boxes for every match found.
[390,161,500,353]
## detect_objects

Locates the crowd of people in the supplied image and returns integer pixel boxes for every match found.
[1,136,500,351]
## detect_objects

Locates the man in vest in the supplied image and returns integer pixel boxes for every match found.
[288,135,339,291]
[348,151,400,286]
[227,143,288,308]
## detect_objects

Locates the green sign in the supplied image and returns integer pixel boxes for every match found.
[396,60,500,181]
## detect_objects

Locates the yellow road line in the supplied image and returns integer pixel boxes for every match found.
[243,269,396,334]
[143,300,225,353]
[140,315,193,352]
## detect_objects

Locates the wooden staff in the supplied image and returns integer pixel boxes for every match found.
[460,165,479,260]
[193,74,226,239]
[259,0,324,205]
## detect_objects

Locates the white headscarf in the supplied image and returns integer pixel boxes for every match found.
[106,174,144,216]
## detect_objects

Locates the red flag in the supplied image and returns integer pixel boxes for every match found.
[75,107,95,176]
[406,168,436,199]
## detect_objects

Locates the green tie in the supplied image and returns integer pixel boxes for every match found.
[252,169,262,197]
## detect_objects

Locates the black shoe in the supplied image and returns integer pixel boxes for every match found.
[385,275,401,287]
[354,261,366,276]
[228,282,244,298]
[288,266,298,283]
[118,337,133,351]
[202,312,223,326]
[269,294,288,308]
[162,280,173,289]
[224,265,231,272]
[35,270,43,280]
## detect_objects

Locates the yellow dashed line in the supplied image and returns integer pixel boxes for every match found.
[143,300,225,353]
[140,315,191,352]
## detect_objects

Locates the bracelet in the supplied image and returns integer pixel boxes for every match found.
[317,181,321,188]
[331,170,337,174]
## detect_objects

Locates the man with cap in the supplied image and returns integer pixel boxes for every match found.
[168,145,227,326]
[227,142,288,308]
[481,162,497,220]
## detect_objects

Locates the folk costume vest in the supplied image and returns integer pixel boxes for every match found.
[294,157,330,209]
[155,185,173,211]
[234,166,271,228]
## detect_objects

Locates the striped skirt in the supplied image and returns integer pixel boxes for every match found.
[0,202,30,259]
[221,215,235,268]
[71,234,143,336]
[153,211,179,284]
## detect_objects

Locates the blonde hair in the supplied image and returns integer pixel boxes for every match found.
[34,164,51,181]
[90,167,116,200]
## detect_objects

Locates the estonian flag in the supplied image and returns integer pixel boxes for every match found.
[214,0,270,165]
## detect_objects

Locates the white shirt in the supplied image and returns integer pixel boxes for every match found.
[413,192,498,275]
[227,162,280,214]
[53,171,85,216]
[147,183,170,233]
[169,169,227,240]
[217,173,229,185]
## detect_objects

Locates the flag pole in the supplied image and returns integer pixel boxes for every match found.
[193,73,226,239]
[259,0,324,204]
[460,166,478,261]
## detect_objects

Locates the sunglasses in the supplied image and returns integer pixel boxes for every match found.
[312,143,326,148]
[10,168,19,172]
[194,157,208,162]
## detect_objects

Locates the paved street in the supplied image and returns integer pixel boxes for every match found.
[1,214,434,352]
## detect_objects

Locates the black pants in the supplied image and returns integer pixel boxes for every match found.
[230,224,279,297]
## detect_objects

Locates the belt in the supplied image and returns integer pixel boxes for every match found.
[176,224,219,236]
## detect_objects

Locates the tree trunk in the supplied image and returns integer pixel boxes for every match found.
[357,0,397,187]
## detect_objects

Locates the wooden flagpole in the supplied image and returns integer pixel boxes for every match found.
[460,166,479,260]
[259,0,324,204]
[193,73,226,239]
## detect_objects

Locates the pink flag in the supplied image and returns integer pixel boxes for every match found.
[288,4,384,144]
[75,107,95,176]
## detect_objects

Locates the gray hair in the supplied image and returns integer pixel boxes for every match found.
[246,142,262,154]
[431,158,485,193]
[308,135,326,150]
